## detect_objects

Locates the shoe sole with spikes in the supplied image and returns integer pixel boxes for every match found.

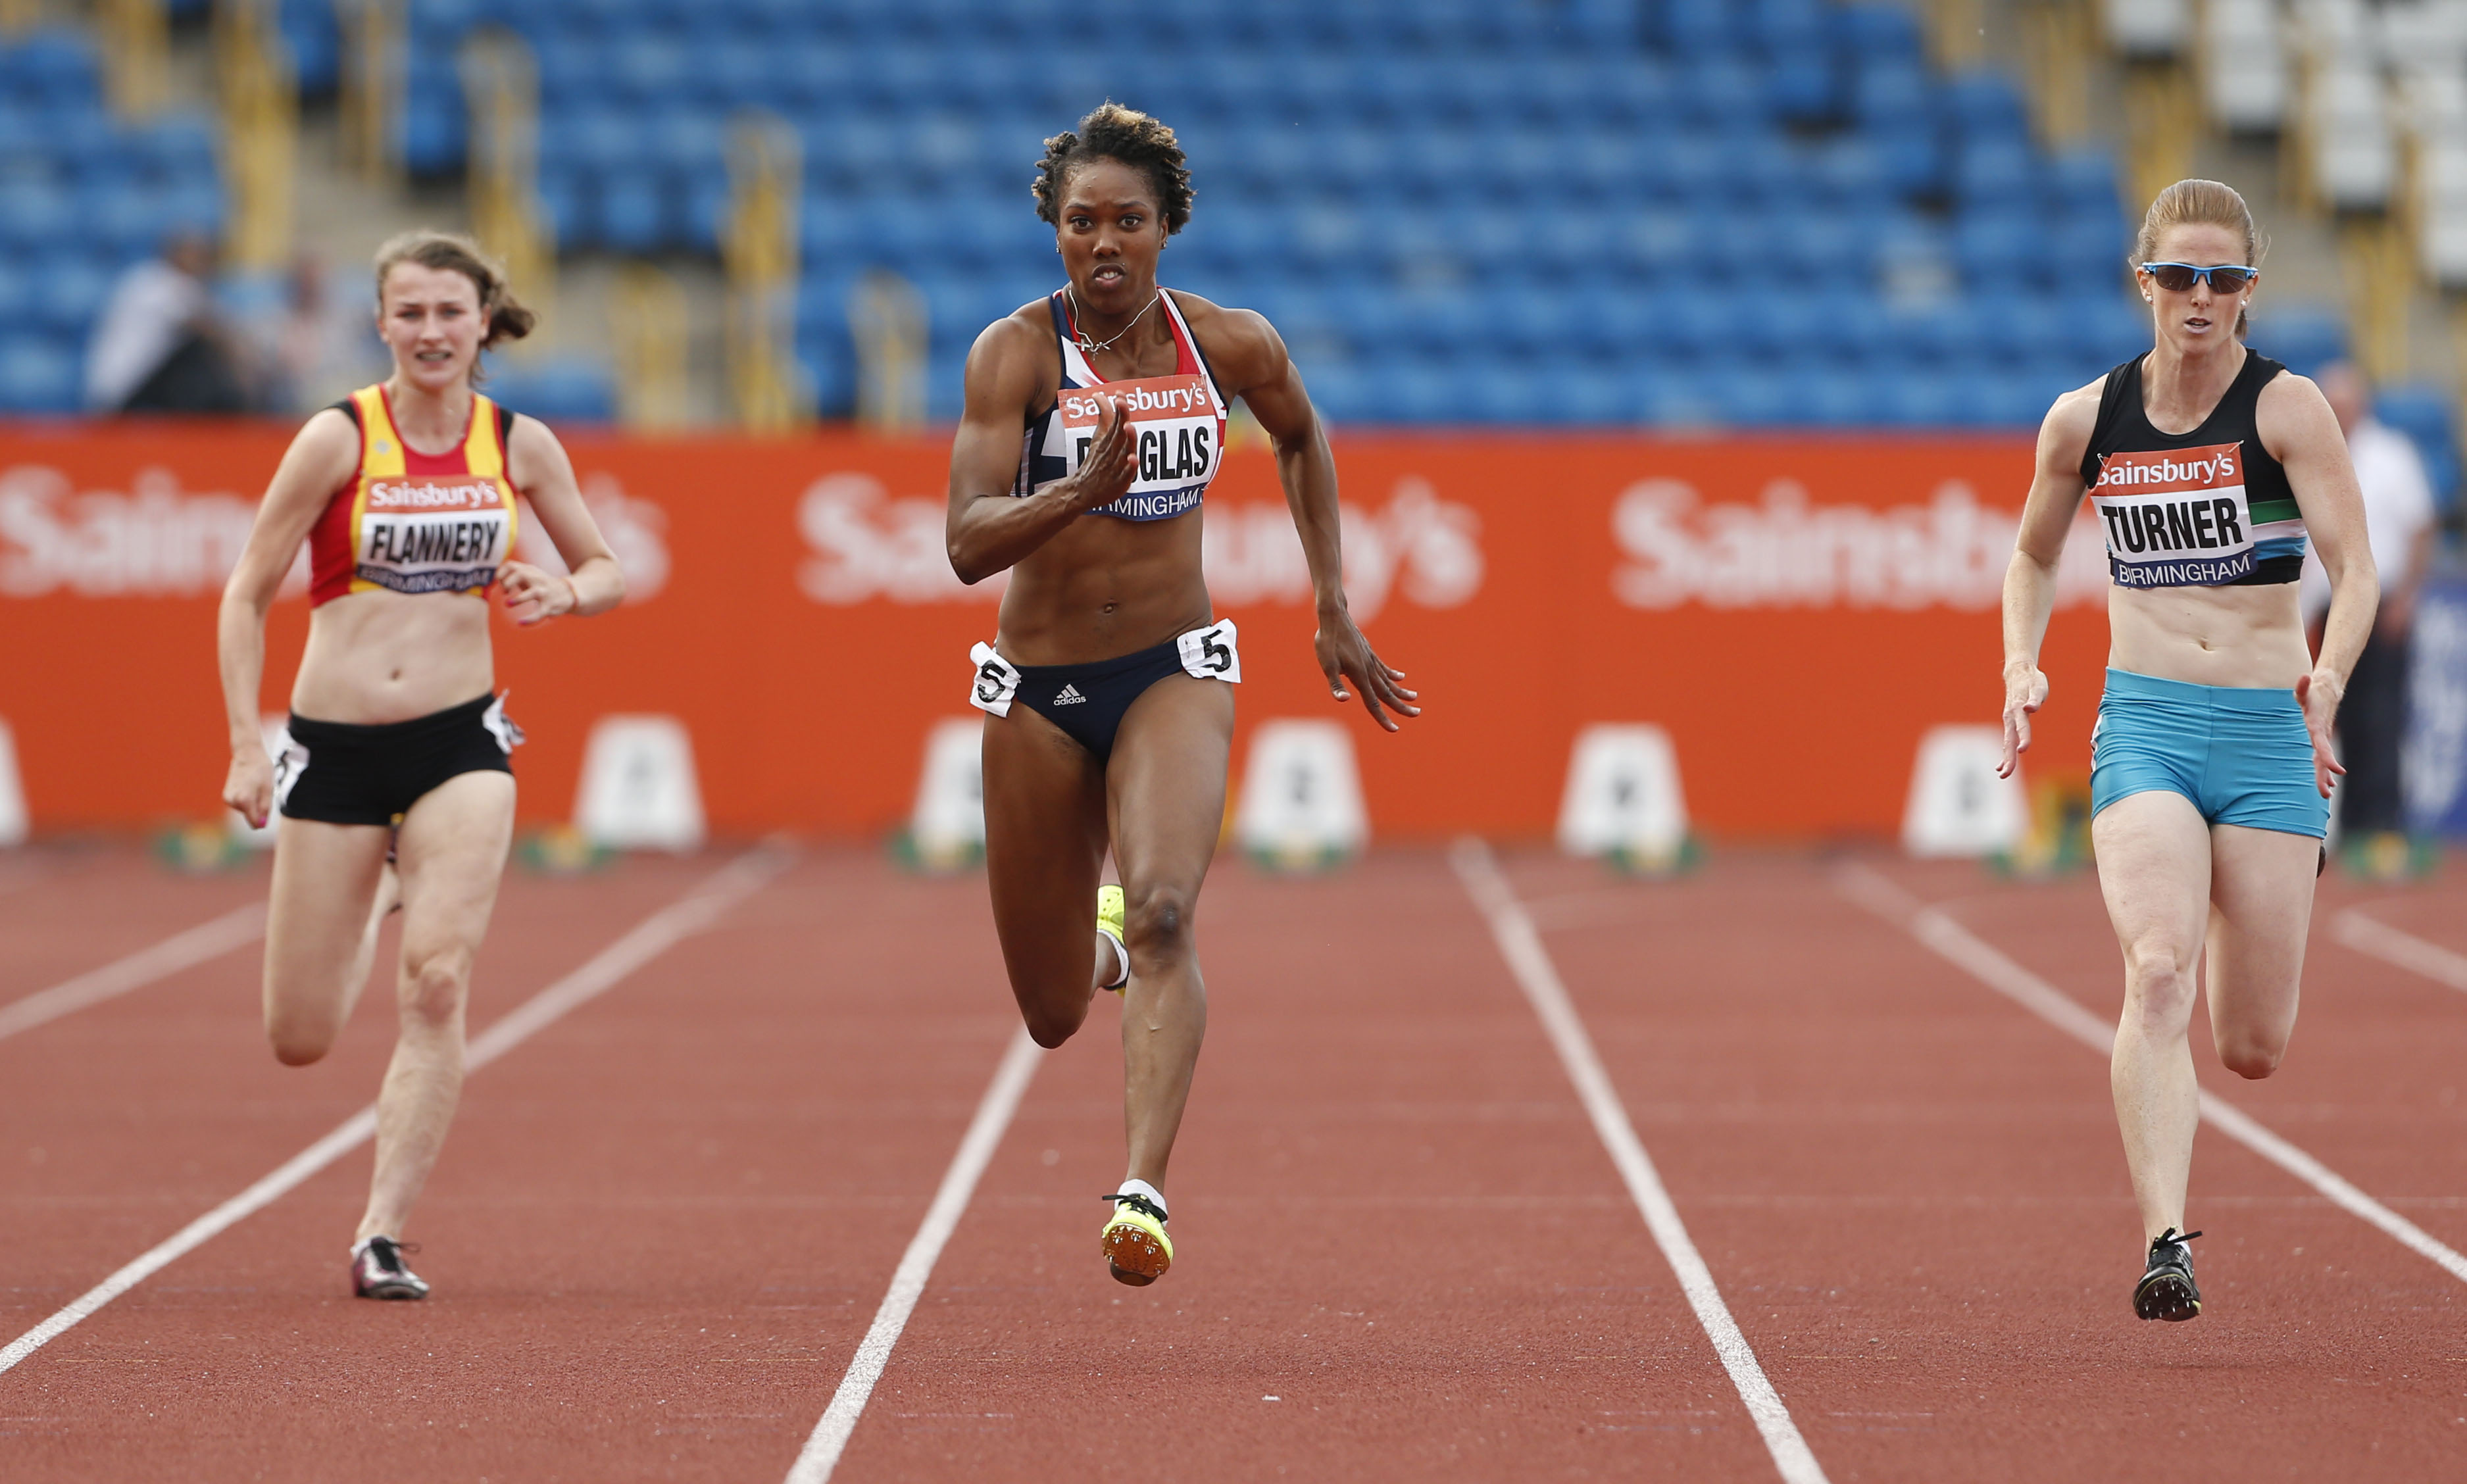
[1101,1205,1172,1287]
[2133,1260,2200,1321]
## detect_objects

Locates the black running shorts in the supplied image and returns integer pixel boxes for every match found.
[274,693,521,827]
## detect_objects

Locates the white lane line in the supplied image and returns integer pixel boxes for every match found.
[786,1027,1041,1484]
[1836,862,2467,1287]
[2334,909,2467,995]
[1451,839,1829,1484]
[0,845,793,1377]
[0,903,265,1043]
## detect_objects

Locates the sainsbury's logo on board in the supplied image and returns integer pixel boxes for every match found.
[0,462,305,599]
[1611,477,2108,612]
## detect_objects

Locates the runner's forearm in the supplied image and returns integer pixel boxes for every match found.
[2001,549,2060,675]
[1274,421,1345,613]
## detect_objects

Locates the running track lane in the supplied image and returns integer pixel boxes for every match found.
[0,849,1045,1480]
[1494,849,2467,1481]
[810,849,1785,1481]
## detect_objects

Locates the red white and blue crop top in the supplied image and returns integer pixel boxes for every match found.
[1015,288,1228,522]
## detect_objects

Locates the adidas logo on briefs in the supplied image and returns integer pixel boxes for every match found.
[1052,684,1088,705]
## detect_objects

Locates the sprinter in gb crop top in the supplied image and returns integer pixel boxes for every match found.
[216,231,623,1302]
[947,105,1418,1287]
[1999,182,2374,1324]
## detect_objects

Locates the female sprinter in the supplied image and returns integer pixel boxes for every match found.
[946,104,1418,1286]
[217,231,624,1300]
[1998,180,2374,1322]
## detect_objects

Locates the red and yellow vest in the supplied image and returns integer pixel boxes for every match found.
[309,383,519,608]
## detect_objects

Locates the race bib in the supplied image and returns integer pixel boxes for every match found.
[480,694,525,754]
[268,726,308,811]
[357,475,514,595]
[1057,375,1221,522]
[2090,442,2255,587]
[1176,619,1241,683]
[968,642,1022,716]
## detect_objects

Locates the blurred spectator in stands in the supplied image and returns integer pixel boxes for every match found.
[270,249,385,409]
[2302,360,2440,861]
[84,230,251,413]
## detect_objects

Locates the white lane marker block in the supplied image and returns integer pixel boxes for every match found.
[0,717,26,847]
[1235,718,1367,869]
[1557,724,1687,868]
[230,714,288,847]
[1901,725,2025,858]
[905,718,984,870]
[575,714,706,851]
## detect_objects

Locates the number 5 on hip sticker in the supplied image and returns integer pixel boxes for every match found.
[1176,620,1241,683]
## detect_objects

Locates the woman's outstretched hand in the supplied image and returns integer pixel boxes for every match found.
[1314,608,1420,733]
[1997,664,2047,779]
[2296,669,2346,799]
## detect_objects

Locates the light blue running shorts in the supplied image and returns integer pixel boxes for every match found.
[2089,668,2329,837]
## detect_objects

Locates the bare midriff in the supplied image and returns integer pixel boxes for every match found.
[291,587,495,723]
[993,505,1212,666]
[2107,583,2310,689]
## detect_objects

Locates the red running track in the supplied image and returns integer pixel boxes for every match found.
[1,841,2463,1480]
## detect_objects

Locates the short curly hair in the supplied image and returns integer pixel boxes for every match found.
[1032,102,1193,235]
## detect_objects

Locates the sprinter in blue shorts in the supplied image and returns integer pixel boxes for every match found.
[1998,180,2376,1323]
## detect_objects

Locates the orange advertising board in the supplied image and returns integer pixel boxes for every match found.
[0,421,2112,839]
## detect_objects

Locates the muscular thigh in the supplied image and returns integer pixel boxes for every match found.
[2204,822,2318,1041]
[1107,675,1234,905]
[982,705,1110,999]
[395,770,515,983]
[2091,789,2214,968]
[266,818,392,1012]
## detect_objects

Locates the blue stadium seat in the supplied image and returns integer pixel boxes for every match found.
[1659,0,1751,55]
[1941,70,2031,144]
[1833,2,1925,64]
[486,359,616,424]
[32,256,110,338]
[0,334,78,413]
[0,180,70,254]
[0,260,30,322]
[11,29,103,110]
[537,164,596,249]
[1950,138,2038,212]
[2250,309,2346,376]
[597,174,672,254]
[2374,385,2462,509]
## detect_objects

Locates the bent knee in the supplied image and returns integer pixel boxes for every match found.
[266,1020,337,1066]
[2218,1036,2287,1080]
[1022,1001,1087,1049]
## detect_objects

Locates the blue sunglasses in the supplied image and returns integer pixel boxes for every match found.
[2141,261,2259,293]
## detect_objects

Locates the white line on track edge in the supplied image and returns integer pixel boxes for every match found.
[0,902,266,1043]
[1835,862,2467,1287]
[0,844,793,1377]
[1451,838,1830,1484]
[785,1027,1041,1484]
[2333,908,2467,994]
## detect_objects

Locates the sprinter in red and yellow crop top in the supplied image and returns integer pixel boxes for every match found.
[214,231,624,1302]
[308,383,520,606]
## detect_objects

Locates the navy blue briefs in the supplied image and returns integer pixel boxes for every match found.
[968,621,1239,764]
